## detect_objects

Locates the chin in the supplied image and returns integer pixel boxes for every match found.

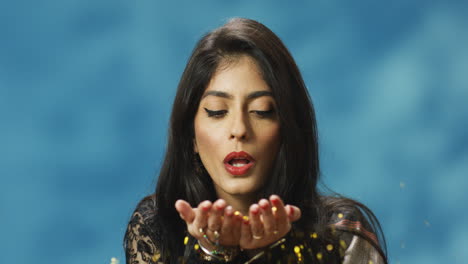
[222,182,263,196]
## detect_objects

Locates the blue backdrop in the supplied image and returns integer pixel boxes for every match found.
[1,1,467,263]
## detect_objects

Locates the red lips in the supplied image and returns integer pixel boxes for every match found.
[223,151,255,176]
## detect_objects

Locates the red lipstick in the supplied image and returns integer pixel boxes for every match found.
[223,151,255,176]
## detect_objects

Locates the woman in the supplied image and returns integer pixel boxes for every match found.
[124,18,387,264]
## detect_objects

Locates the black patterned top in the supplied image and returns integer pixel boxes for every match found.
[124,195,386,264]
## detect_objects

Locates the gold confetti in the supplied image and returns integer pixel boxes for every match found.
[243,216,249,221]
[194,244,199,250]
[369,261,374,264]
[152,253,160,262]
[281,244,286,250]
[424,220,431,227]
[300,245,304,249]
[110,257,119,264]
[184,236,189,245]
[294,246,301,253]
[338,213,344,219]
[272,206,277,213]
[339,239,347,248]
[234,211,240,216]
[310,232,318,239]
[326,244,333,251]
[316,252,323,260]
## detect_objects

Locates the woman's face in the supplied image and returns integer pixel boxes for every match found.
[194,55,281,199]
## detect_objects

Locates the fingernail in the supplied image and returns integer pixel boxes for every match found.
[260,201,269,209]
[252,208,259,215]
[225,206,233,216]
[271,197,280,206]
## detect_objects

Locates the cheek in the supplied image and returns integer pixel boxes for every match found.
[258,124,281,148]
[194,122,222,155]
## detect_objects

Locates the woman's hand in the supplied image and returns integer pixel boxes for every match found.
[239,195,301,250]
[175,195,301,251]
[175,199,243,249]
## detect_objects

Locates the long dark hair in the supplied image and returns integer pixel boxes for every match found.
[151,18,386,262]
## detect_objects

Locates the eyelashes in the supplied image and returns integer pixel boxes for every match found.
[203,108,275,118]
[252,109,275,118]
[204,108,227,117]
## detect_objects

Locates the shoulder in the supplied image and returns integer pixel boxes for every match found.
[321,196,387,263]
[132,194,157,222]
[324,196,377,241]
[124,194,163,263]
[125,194,160,244]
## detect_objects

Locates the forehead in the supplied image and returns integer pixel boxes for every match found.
[203,55,271,97]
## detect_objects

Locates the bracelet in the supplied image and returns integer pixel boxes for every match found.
[197,240,240,262]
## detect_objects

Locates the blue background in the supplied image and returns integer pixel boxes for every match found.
[1,1,467,263]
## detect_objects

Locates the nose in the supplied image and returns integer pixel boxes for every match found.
[229,112,249,141]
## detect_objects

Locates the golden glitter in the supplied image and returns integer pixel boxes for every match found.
[281,244,286,250]
[369,261,374,264]
[294,246,301,254]
[424,220,431,227]
[338,213,344,219]
[311,232,318,239]
[300,245,304,249]
[316,252,323,260]
[234,211,240,216]
[184,236,189,245]
[272,206,277,213]
[194,244,199,250]
[243,216,249,221]
[326,244,333,251]
[151,254,160,262]
[339,239,347,248]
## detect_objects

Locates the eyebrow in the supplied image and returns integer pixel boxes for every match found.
[201,90,273,100]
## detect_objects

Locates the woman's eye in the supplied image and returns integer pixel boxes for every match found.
[251,109,275,118]
[204,108,227,118]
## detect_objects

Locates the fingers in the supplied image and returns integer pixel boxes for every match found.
[258,198,276,235]
[175,196,301,251]
[193,200,212,235]
[270,195,290,233]
[220,206,242,245]
[285,204,301,222]
[239,195,301,250]
[240,213,251,246]
[175,199,195,223]
[207,199,226,242]
[249,204,263,240]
